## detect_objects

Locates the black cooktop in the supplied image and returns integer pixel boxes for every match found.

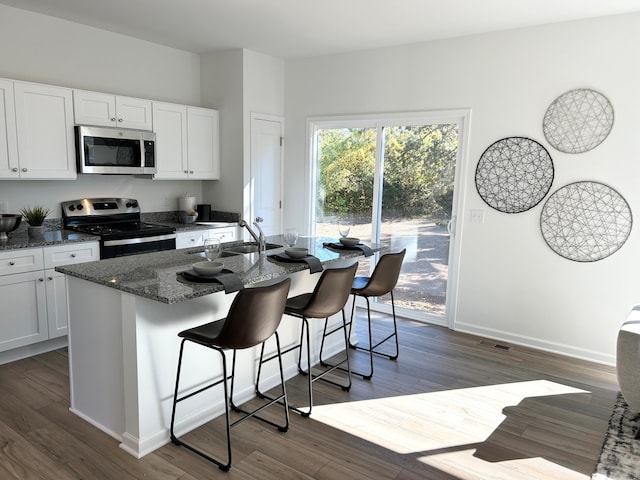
[71,221,175,240]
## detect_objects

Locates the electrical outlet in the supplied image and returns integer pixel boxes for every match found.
[470,209,484,224]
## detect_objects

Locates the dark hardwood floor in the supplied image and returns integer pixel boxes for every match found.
[0,313,618,479]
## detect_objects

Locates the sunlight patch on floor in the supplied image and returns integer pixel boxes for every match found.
[311,380,591,479]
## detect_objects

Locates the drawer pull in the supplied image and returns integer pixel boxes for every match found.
[48,276,53,281]
[9,261,15,266]
[70,253,77,258]
[39,278,44,282]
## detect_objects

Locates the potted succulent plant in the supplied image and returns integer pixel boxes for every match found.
[20,205,50,237]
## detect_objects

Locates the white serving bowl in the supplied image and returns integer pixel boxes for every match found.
[285,247,308,259]
[339,237,360,247]
[192,261,224,276]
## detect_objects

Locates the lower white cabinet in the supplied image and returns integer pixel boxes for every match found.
[175,227,237,249]
[0,268,48,351]
[0,242,99,353]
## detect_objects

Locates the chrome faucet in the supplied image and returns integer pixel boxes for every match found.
[253,217,266,254]
[238,217,266,254]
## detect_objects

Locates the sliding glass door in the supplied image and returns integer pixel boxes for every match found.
[310,111,469,325]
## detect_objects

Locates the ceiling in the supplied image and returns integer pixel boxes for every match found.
[2,0,640,59]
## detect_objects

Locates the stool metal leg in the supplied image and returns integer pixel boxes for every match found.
[345,291,400,380]
[257,311,352,417]
[171,337,290,472]
[230,334,290,432]
[170,340,232,471]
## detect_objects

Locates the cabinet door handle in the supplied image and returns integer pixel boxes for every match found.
[190,238,196,242]
[118,118,123,122]
[184,170,188,174]
[48,276,53,281]
[21,168,27,172]
[110,117,116,122]
[12,167,18,172]
[39,278,44,282]
[189,170,194,174]
[70,253,76,258]
[9,261,15,266]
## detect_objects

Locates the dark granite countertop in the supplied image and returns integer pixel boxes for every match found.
[56,235,383,304]
[157,221,238,232]
[0,229,99,251]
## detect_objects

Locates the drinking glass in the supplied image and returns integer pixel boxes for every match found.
[203,238,221,261]
[284,228,298,247]
[338,221,351,238]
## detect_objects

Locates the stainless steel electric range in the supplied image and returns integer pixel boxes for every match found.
[62,198,176,259]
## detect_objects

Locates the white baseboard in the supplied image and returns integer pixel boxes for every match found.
[0,336,68,365]
[454,321,616,366]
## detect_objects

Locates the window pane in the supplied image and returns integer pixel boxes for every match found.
[315,127,375,243]
[379,124,458,315]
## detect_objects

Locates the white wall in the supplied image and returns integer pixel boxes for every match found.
[200,50,244,214]
[0,4,204,215]
[242,50,285,222]
[284,13,640,364]
[201,49,285,221]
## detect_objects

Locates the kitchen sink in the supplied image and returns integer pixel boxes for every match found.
[224,242,282,254]
[190,250,240,258]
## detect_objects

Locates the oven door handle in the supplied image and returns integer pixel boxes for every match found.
[103,233,176,247]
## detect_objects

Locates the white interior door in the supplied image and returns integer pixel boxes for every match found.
[250,114,283,236]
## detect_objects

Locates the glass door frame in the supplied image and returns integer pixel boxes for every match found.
[306,109,472,329]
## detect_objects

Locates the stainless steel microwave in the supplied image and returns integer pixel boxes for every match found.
[75,125,156,175]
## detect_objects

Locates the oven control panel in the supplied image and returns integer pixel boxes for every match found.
[62,198,141,218]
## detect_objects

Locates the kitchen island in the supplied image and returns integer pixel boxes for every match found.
[56,236,381,458]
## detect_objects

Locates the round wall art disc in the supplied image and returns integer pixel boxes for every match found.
[540,181,632,262]
[475,137,554,213]
[543,88,614,154]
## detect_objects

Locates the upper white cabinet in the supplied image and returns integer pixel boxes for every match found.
[152,102,188,179]
[153,103,220,180]
[73,90,152,130]
[0,79,18,178]
[187,107,220,180]
[12,81,76,180]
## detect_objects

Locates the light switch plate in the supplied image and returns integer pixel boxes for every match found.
[470,209,484,224]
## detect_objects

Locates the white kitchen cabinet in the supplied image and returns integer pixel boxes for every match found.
[205,226,237,243]
[175,230,206,249]
[0,242,99,353]
[187,107,220,179]
[175,227,237,249]
[43,242,100,339]
[11,81,76,179]
[0,249,48,351]
[73,90,152,130]
[153,103,220,180]
[0,79,18,178]
[152,102,188,179]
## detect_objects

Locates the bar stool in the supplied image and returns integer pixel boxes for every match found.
[257,262,358,417]
[346,248,405,380]
[170,278,291,472]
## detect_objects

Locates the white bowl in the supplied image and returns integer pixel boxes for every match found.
[285,247,308,259]
[192,261,224,276]
[339,237,360,247]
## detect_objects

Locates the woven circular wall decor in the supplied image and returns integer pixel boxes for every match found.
[540,181,632,262]
[475,137,554,213]
[543,88,614,153]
